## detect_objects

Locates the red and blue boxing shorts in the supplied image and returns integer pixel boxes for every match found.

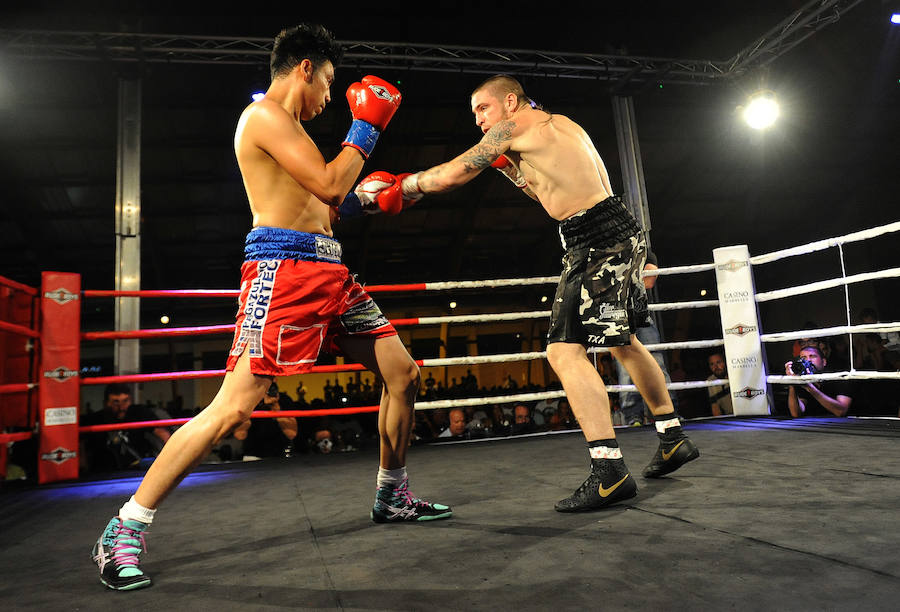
[225,227,396,377]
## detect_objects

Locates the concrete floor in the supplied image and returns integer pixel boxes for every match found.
[1,416,899,611]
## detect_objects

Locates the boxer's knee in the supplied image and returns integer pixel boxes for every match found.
[384,358,420,398]
[546,342,587,375]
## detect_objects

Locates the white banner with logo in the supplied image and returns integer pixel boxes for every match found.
[713,245,770,415]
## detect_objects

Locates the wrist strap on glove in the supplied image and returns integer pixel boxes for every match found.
[343,120,380,158]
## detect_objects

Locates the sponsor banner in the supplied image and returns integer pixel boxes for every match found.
[39,272,81,483]
[40,447,78,465]
[713,246,770,415]
[44,406,78,426]
[43,287,79,305]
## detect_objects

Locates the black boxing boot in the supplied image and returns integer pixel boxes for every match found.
[643,412,700,478]
[555,440,637,512]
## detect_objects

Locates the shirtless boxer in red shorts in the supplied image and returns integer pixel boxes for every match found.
[90,24,450,592]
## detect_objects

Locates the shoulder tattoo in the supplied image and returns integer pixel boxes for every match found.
[459,119,516,173]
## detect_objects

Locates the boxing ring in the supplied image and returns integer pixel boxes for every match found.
[1,222,899,608]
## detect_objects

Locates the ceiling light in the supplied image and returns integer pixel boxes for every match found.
[743,90,780,130]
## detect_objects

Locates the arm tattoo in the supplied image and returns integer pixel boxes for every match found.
[459,120,516,173]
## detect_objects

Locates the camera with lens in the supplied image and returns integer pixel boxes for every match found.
[790,357,817,376]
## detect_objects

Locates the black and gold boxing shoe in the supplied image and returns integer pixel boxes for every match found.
[555,458,637,512]
[642,434,700,478]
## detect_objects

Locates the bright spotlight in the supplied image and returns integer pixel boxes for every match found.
[891,13,900,24]
[540,295,548,303]
[449,301,457,309]
[743,91,780,130]
[160,315,170,325]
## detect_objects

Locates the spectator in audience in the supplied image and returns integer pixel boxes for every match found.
[857,307,900,371]
[488,404,512,436]
[534,397,560,425]
[438,408,469,438]
[313,429,335,454]
[80,384,173,473]
[464,405,490,436]
[706,351,733,416]
[784,343,853,418]
[234,381,301,459]
[556,398,578,429]
[511,402,535,435]
[431,408,450,434]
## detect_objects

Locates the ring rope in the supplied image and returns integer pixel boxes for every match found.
[0,274,38,296]
[0,431,34,443]
[649,299,719,311]
[0,383,37,395]
[641,262,716,277]
[79,338,725,386]
[83,289,239,298]
[768,370,900,384]
[0,319,41,338]
[74,373,729,434]
[414,378,729,411]
[749,221,900,266]
[755,267,900,303]
[80,300,721,342]
[759,322,900,343]
[589,339,725,353]
[82,324,236,341]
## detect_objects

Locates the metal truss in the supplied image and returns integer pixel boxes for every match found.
[0,1,867,85]
[0,30,722,85]
[724,0,869,76]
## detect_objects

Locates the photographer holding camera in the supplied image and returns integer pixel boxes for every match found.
[784,344,853,418]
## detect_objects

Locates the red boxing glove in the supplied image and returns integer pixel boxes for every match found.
[347,76,402,128]
[342,76,402,158]
[491,154,527,188]
[354,171,403,215]
[491,155,512,169]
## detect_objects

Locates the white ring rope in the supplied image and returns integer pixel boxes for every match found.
[749,221,900,266]
[768,371,900,384]
[760,322,900,343]
[417,311,550,324]
[641,262,716,277]
[755,267,900,303]
[649,299,719,311]
[415,300,720,326]
[423,277,559,290]
[589,339,725,353]
[419,339,724,368]
[414,378,728,411]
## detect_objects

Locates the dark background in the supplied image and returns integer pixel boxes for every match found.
[1,1,898,383]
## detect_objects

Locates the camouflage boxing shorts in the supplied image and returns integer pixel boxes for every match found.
[547,197,650,347]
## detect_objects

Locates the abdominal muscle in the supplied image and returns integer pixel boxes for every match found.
[242,161,336,236]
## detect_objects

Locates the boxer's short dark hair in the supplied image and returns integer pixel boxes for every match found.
[271,23,343,81]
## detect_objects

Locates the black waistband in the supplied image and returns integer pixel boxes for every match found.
[558,196,642,250]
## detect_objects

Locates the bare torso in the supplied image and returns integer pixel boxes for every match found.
[234,100,337,236]
[505,110,614,221]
